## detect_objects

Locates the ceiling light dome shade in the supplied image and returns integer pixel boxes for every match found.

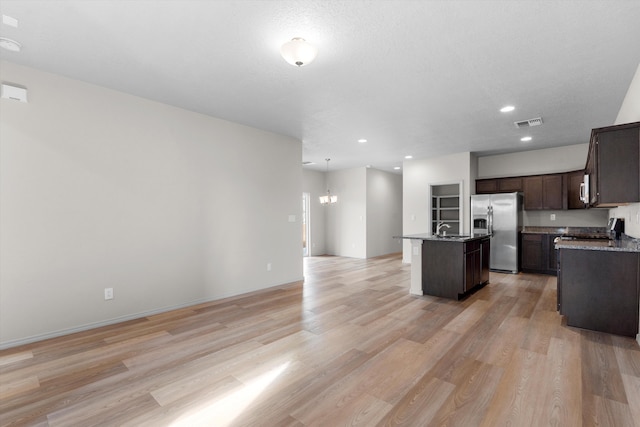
[0,37,21,52]
[280,38,318,67]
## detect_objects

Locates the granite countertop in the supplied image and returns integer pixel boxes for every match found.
[396,233,490,243]
[521,226,607,235]
[555,235,640,253]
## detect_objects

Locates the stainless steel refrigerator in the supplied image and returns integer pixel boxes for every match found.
[471,192,522,273]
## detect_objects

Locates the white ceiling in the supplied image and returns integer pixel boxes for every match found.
[1,1,639,173]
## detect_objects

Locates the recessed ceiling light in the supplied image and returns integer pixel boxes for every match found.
[366,165,371,168]
[394,166,401,170]
[0,37,21,52]
[500,105,515,113]
[358,139,367,143]
[521,136,532,142]
[404,155,413,159]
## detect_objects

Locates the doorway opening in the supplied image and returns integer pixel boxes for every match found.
[302,192,310,256]
[430,182,463,235]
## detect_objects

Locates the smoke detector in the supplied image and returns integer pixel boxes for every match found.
[514,117,543,128]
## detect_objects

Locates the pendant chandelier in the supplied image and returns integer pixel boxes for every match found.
[319,158,337,205]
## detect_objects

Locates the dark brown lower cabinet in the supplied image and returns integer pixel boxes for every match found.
[558,248,639,337]
[521,233,561,275]
[422,237,490,300]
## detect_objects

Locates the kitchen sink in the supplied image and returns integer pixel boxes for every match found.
[436,234,470,239]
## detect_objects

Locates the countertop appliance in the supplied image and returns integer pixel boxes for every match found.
[471,192,523,273]
[608,217,625,239]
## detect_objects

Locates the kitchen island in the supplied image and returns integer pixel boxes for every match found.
[399,234,490,300]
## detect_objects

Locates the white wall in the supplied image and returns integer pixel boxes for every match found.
[402,152,472,263]
[305,167,402,258]
[610,62,640,239]
[302,169,327,256]
[0,62,303,348]
[366,168,403,257]
[615,63,640,125]
[477,144,589,178]
[325,167,367,258]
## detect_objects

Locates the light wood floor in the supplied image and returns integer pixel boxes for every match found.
[2,253,640,426]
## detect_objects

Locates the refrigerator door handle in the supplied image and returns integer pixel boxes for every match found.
[488,206,493,234]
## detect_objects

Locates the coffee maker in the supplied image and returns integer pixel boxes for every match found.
[608,217,625,240]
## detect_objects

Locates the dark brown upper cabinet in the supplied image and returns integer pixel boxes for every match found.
[523,174,564,210]
[587,122,640,207]
[475,177,523,194]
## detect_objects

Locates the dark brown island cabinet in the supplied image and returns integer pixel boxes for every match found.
[422,236,490,300]
[586,121,640,207]
[558,248,640,337]
[521,233,562,275]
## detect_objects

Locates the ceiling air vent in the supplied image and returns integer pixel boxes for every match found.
[514,117,543,128]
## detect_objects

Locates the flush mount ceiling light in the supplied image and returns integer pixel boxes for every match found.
[0,37,21,52]
[500,105,515,113]
[280,37,318,67]
[405,155,413,159]
[358,139,367,143]
[521,136,533,142]
[394,166,401,170]
[319,158,337,204]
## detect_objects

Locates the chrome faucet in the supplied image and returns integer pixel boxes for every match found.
[436,222,451,236]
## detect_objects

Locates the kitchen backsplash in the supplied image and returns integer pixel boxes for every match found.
[523,209,609,228]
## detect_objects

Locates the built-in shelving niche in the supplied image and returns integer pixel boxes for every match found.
[431,183,462,235]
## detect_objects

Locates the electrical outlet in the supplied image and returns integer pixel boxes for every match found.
[550,214,556,221]
[267,263,272,271]
[104,288,113,300]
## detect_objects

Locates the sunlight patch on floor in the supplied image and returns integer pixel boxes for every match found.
[170,361,290,427]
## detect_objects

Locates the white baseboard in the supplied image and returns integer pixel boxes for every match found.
[0,277,304,350]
